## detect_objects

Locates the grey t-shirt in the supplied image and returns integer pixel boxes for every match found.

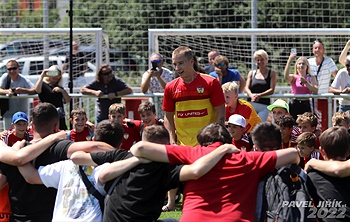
[0,73,34,113]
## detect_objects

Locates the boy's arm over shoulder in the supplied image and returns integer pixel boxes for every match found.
[130,141,169,162]
[18,163,43,185]
[275,148,300,169]
[180,144,239,181]
[305,159,350,178]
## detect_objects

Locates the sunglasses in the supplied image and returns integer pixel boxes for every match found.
[7,67,18,71]
[215,62,225,67]
[101,70,112,76]
[151,59,161,64]
[345,64,350,67]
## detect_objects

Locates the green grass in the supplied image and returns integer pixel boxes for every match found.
[158,195,183,220]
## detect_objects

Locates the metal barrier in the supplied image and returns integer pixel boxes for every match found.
[1,92,349,130]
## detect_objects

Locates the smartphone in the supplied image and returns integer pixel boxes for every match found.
[151,61,158,71]
[291,48,297,54]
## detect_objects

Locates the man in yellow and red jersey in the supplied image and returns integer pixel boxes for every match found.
[163,46,225,146]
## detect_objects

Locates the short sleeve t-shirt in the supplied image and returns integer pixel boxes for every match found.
[162,73,225,146]
[165,142,277,221]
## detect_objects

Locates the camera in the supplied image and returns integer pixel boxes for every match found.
[151,61,158,71]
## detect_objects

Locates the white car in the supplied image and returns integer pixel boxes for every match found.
[0,56,96,90]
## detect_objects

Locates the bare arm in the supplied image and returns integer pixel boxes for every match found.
[17,163,43,185]
[305,159,350,178]
[164,112,177,144]
[180,144,239,181]
[140,71,152,93]
[117,87,133,96]
[305,76,318,94]
[0,131,67,166]
[215,104,225,125]
[275,148,300,168]
[57,87,71,103]
[15,87,36,95]
[66,141,114,159]
[98,156,150,183]
[0,174,7,190]
[283,54,296,83]
[238,75,246,94]
[244,71,254,99]
[80,86,103,97]
[70,151,97,166]
[34,69,48,94]
[339,40,350,66]
[130,141,169,162]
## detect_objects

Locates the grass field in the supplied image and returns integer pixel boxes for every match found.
[158,195,183,220]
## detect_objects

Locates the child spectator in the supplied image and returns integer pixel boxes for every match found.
[108,103,140,150]
[227,114,251,151]
[332,111,350,130]
[222,81,261,134]
[0,111,33,222]
[296,132,323,169]
[296,112,320,149]
[136,100,164,134]
[267,99,301,141]
[67,108,94,142]
[276,115,298,149]
[1,111,33,146]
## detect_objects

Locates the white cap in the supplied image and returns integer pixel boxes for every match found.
[228,114,246,128]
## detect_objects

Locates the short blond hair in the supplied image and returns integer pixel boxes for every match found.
[253,49,269,62]
[222,81,239,94]
[109,103,125,115]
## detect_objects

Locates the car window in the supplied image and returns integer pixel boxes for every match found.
[29,60,59,75]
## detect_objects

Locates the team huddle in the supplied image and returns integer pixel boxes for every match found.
[0,42,349,222]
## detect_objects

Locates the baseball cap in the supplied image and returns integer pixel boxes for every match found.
[228,114,246,128]
[267,99,289,113]
[12,111,28,124]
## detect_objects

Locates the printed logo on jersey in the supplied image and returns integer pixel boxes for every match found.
[124,133,129,140]
[197,86,204,94]
[177,108,208,118]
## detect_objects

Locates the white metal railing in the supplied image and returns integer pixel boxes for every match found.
[1,92,348,131]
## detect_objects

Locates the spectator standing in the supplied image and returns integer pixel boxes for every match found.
[0,60,36,129]
[204,49,220,74]
[163,46,225,146]
[62,41,88,89]
[209,55,246,92]
[80,64,133,123]
[245,50,277,121]
[330,56,350,112]
[34,65,71,130]
[140,52,174,118]
[339,39,350,66]
[284,54,318,120]
[308,39,338,131]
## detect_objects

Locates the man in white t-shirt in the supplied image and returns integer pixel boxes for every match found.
[308,39,338,131]
[330,56,350,112]
[140,52,174,118]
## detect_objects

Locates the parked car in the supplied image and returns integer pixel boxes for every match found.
[0,56,96,89]
[0,39,68,58]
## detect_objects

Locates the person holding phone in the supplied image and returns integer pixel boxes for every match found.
[284,52,318,121]
[140,52,174,118]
